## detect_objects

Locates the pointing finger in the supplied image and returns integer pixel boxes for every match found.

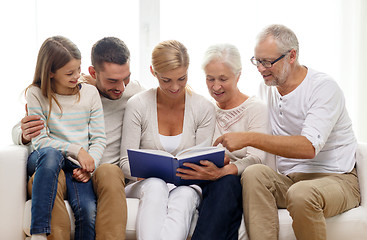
[213,135,223,146]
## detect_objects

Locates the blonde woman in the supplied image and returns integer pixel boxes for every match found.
[120,40,215,240]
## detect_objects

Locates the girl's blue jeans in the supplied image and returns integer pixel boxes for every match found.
[27,147,97,240]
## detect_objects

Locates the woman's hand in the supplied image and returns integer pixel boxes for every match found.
[176,155,238,181]
[72,168,91,182]
[224,154,230,165]
[77,148,95,173]
[176,160,224,181]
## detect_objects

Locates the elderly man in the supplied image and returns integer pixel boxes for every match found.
[215,24,360,240]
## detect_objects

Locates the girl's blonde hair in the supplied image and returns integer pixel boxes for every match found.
[27,36,81,122]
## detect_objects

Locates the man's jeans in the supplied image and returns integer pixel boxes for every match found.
[27,147,97,240]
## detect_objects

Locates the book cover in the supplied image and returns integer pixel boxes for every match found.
[128,146,225,186]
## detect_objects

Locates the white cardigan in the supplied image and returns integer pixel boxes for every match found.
[119,88,216,180]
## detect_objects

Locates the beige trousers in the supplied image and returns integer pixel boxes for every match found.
[28,163,127,240]
[241,164,360,240]
[93,164,127,240]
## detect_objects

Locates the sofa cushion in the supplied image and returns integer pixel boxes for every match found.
[24,198,146,240]
[18,143,367,240]
[23,200,75,238]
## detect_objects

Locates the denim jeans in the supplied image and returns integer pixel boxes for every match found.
[64,160,97,240]
[27,147,64,235]
[28,147,97,240]
[191,175,243,240]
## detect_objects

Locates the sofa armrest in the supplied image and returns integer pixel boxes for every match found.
[0,145,29,240]
[356,142,367,207]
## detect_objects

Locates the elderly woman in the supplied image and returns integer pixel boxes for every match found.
[177,43,270,240]
[120,40,216,240]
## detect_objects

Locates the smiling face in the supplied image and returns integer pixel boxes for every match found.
[205,59,239,105]
[254,36,291,87]
[91,62,131,100]
[51,58,81,95]
[153,66,188,100]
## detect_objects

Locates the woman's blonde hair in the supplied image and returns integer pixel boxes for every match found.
[151,40,192,93]
[151,40,189,73]
[27,36,81,123]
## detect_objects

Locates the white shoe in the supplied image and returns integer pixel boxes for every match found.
[31,233,47,240]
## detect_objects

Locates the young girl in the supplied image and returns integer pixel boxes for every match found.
[26,36,106,240]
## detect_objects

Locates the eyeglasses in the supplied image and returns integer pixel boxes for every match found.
[250,50,291,68]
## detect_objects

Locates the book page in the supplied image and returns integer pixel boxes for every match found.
[176,146,224,159]
[129,148,174,158]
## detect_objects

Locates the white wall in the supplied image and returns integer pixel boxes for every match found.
[0,1,38,147]
[355,0,367,142]
[0,0,140,147]
[1,0,366,148]
[157,0,367,142]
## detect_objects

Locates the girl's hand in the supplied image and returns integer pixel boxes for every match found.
[77,148,95,173]
[73,168,91,182]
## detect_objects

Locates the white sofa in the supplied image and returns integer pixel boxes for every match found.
[1,143,367,240]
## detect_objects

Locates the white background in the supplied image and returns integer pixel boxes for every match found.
[0,0,366,147]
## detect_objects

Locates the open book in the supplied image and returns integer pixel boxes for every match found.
[128,146,225,186]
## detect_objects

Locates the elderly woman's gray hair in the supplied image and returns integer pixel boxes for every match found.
[202,43,242,76]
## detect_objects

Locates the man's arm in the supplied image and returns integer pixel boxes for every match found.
[214,132,315,159]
